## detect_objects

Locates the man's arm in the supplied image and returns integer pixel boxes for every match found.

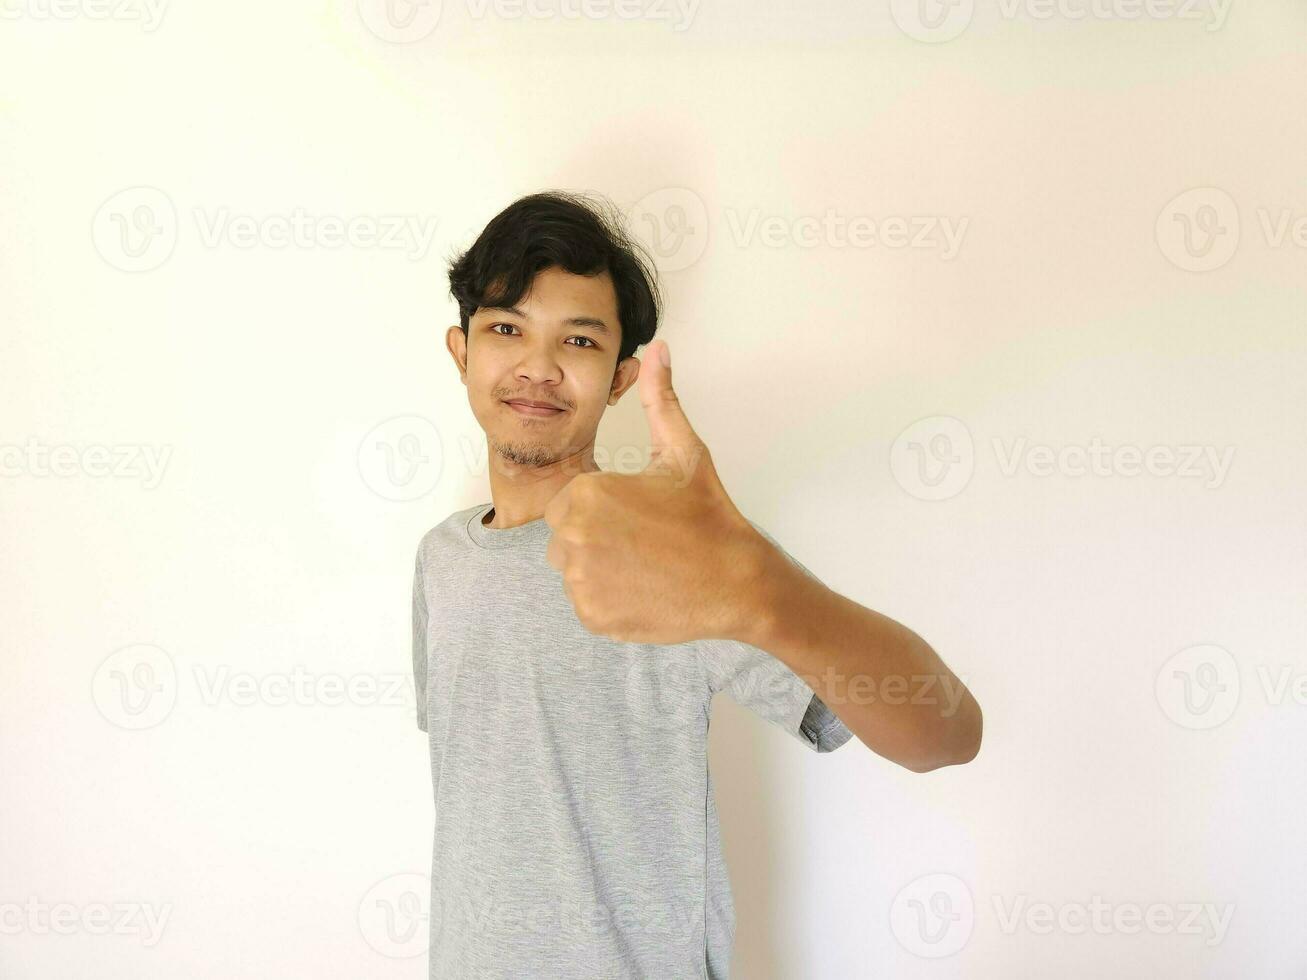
[541,337,980,770]
[728,536,982,774]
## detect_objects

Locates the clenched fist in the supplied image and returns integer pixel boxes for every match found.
[544,340,769,645]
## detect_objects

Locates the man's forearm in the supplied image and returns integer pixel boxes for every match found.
[730,538,983,773]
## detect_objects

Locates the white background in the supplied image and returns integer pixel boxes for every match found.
[2,1,1305,977]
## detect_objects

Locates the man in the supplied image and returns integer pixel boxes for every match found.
[412,190,982,978]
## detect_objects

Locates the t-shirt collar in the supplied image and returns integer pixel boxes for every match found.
[464,502,551,550]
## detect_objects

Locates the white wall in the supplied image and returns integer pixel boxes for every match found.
[2,1,1304,977]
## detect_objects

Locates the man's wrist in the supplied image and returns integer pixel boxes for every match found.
[720,529,793,648]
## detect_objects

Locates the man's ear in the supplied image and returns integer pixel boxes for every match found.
[446,325,468,384]
[608,355,642,406]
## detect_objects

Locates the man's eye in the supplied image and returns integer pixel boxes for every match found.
[490,323,595,349]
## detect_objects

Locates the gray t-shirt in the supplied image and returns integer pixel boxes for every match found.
[411,501,853,979]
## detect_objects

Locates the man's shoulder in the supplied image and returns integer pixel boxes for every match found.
[415,503,487,559]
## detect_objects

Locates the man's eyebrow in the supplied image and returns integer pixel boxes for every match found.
[482,306,612,336]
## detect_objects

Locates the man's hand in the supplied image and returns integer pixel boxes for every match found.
[544,339,767,645]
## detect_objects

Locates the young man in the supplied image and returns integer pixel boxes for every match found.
[412,191,982,978]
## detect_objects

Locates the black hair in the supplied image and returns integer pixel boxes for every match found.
[447,190,662,367]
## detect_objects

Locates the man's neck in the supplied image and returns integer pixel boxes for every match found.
[484,450,602,529]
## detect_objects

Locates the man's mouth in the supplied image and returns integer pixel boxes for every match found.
[503,399,566,417]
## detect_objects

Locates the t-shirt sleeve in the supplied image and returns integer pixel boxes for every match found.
[412,548,429,733]
[700,521,855,755]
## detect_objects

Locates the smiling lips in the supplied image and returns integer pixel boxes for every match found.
[504,399,566,417]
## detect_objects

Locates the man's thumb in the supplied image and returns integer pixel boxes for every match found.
[639,339,702,457]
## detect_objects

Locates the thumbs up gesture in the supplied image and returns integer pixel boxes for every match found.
[544,340,768,645]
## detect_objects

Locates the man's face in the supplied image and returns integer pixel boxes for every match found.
[448,265,640,469]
